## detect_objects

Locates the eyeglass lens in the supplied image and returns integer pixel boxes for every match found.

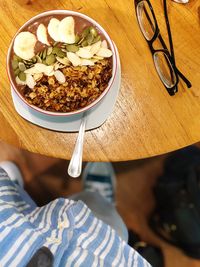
[153,51,177,88]
[136,0,156,41]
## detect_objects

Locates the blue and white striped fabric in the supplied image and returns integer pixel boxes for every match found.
[0,167,151,267]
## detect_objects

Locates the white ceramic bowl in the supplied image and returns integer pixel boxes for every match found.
[7,10,118,116]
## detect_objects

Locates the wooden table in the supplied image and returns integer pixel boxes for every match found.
[0,0,199,161]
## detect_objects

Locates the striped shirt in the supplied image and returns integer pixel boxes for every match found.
[0,167,151,267]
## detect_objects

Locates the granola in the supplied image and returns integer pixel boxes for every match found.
[21,59,112,112]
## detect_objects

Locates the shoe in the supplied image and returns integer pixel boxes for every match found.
[149,147,200,259]
[0,161,24,187]
[82,162,116,204]
[128,230,164,267]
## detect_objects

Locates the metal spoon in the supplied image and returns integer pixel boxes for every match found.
[68,114,87,178]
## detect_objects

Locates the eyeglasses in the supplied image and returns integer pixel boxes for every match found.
[134,0,192,96]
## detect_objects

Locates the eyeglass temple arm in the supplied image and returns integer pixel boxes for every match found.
[163,0,192,88]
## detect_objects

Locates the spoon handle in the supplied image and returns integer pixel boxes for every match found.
[68,116,87,178]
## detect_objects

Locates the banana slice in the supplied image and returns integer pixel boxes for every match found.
[14,32,36,60]
[48,18,60,42]
[37,24,50,46]
[59,16,75,44]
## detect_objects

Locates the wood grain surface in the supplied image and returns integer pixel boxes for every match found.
[0,0,200,161]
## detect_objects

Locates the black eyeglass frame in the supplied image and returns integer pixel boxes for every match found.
[134,0,192,96]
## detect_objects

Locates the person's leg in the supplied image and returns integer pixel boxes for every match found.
[71,162,128,242]
[0,161,37,208]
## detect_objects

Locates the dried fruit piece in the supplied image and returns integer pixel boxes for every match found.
[59,16,75,44]
[54,70,66,84]
[67,52,81,66]
[48,18,60,42]
[37,24,50,46]
[14,31,36,60]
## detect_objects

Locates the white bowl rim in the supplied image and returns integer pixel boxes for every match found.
[7,10,118,117]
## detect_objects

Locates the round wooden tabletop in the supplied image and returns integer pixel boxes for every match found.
[0,0,199,161]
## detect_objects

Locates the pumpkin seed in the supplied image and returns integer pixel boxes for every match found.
[61,48,67,53]
[36,55,42,63]
[13,55,22,62]
[56,49,66,58]
[82,27,90,38]
[47,47,53,56]
[52,46,60,55]
[92,35,101,44]
[86,33,94,45]
[42,49,47,60]
[32,56,37,63]
[78,37,85,45]
[38,51,43,58]
[66,44,79,52]
[75,34,80,43]
[81,40,88,47]
[53,41,59,47]
[18,62,26,71]
[14,68,20,76]
[46,54,56,65]
[89,26,98,37]
[18,71,26,81]
[12,60,18,70]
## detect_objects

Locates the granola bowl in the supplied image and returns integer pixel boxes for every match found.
[7,10,117,116]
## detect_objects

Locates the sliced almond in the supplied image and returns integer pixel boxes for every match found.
[59,16,75,44]
[90,41,101,55]
[37,24,50,46]
[81,59,95,66]
[56,56,70,66]
[96,47,113,58]
[48,18,60,42]
[101,40,108,48]
[67,52,81,66]
[26,74,36,89]
[45,70,55,76]
[92,55,104,60]
[54,70,66,84]
[33,73,43,81]
[24,66,41,74]
[76,48,93,59]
